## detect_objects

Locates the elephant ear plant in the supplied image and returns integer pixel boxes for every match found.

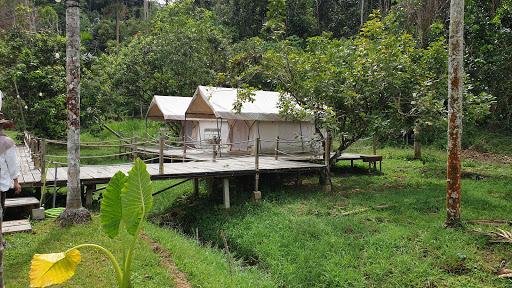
[29,158,153,288]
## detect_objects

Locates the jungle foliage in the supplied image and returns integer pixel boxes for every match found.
[0,0,510,142]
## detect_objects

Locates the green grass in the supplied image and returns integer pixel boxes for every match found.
[6,145,512,287]
[5,120,512,287]
[463,128,512,155]
[4,216,172,287]
[143,222,277,287]
[151,146,512,287]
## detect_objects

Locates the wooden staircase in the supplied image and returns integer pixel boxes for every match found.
[2,196,39,233]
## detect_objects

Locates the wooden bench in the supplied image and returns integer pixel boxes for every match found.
[361,155,383,174]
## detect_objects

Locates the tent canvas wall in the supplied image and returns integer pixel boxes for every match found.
[185,86,320,154]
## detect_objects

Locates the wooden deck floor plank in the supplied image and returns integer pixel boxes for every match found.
[3,219,32,233]
[5,197,39,208]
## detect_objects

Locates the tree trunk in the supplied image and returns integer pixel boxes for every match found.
[58,0,91,226]
[116,2,120,47]
[360,0,365,27]
[0,167,4,288]
[414,140,421,159]
[414,126,421,159]
[446,0,464,227]
[144,0,148,21]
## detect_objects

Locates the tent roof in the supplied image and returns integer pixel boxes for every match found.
[146,96,192,121]
[185,86,285,121]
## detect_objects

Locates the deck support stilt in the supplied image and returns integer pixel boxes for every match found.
[193,178,199,197]
[85,184,96,206]
[253,138,261,201]
[223,178,230,209]
[159,134,164,174]
[207,178,213,198]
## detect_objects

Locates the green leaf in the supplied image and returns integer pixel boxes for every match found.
[122,158,153,236]
[100,171,127,239]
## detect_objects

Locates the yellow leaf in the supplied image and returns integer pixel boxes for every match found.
[29,249,81,287]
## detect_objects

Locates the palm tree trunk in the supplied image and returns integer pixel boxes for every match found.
[0,167,4,288]
[58,0,91,226]
[446,0,464,227]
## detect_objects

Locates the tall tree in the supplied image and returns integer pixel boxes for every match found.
[446,0,464,227]
[0,168,4,288]
[57,0,91,225]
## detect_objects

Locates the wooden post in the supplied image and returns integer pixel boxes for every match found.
[159,134,164,174]
[143,133,147,161]
[274,136,279,160]
[324,136,330,172]
[207,178,213,198]
[223,178,230,209]
[213,136,217,162]
[85,184,95,206]
[52,164,58,208]
[183,133,187,159]
[130,131,134,160]
[373,135,377,155]
[133,134,138,162]
[32,139,38,168]
[119,134,122,160]
[193,178,199,197]
[40,139,46,183]
[253,138,261,200]
[80,184,85,204]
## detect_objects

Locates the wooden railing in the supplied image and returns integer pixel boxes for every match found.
[24,130,336,185]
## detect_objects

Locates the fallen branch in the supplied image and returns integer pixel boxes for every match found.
[339,204,390,216]
[467,220,512,227]
[486,228,512,243]
[342,208,369,216]
[498,269,512,278]
[220,230,232,277]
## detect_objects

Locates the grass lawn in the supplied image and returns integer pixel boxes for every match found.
[147,146,512,287]
[3,123,512,287]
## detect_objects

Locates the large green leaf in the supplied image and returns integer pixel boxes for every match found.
[122,158,153,236]
[100,171,127,239]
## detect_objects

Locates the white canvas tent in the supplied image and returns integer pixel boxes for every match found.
[145,95,200,144]
[146,96,192,121]
[185,86,320,153]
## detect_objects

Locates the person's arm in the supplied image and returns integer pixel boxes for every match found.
[5,146,20,193]
[13,177,21,194]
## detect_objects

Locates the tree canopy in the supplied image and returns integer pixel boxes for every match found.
[0,0,507,143]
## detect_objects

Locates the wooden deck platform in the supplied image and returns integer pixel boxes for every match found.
[16,145,327,187]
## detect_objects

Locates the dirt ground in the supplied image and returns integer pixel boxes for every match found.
[462,149,512,165]
[140,234,193,288]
